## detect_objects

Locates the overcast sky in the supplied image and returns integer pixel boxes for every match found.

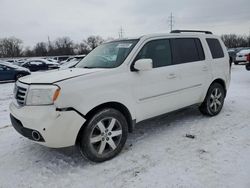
[0,0,250,46]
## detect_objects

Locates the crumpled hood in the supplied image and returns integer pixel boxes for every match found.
[19,68,104,84]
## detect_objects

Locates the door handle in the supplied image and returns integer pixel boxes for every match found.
[167,73,177,79]
[202,66,209,71]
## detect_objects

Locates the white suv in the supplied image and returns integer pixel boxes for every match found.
[10,30,230,162]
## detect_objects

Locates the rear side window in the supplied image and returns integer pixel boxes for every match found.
[206,38,224,59]
[171,38,205,64]
[135,39,172,68]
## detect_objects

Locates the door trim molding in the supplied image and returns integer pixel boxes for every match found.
[139,84,202,102]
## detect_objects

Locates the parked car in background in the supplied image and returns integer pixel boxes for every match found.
[10,30,230,162]
[59,55,86,69]
[0,61,30,82]
[46,58,59,64]
[59,59,80,70]
[5,59,18,64]
[13,59,27,66]
[227,48,244,65]
[235,49,250,65]
[21,59,59,72]
[245,53,250,71]
[59,57,74,65]
[52,56,70,63]
[60,55,86,65]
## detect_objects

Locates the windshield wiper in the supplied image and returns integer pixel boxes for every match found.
[83,66,96,69]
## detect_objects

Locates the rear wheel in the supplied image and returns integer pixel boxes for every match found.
[199,83,225,116]
[79,108,128,162]
[246,64,250,71]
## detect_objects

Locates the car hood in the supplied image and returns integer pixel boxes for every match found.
[19,68,105,84]
[237,50,250,55]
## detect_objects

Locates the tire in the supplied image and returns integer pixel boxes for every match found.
[234,62,239,65]
[246,64,250,71]
[79,108,128,162]
[229,57,233,67]
[15,74,24,81]
[199,83,225,116]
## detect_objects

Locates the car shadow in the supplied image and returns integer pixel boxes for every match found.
[23,105,202,166]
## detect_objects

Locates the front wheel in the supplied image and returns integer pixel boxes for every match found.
[199,83,225,116]
[79,108,128,162]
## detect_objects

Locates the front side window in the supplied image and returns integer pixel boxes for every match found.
[135,39,172,68]
[76,39,138,69]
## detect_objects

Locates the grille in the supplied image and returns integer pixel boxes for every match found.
[14,83,28,106]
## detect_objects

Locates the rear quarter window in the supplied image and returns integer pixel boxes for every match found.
[206,38,224,59]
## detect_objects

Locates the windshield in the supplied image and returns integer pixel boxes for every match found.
[76,39,139,69]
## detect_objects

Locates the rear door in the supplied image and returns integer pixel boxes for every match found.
[170,37,212,105]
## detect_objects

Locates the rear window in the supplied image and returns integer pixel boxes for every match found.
[206,38,224,59]
[171,38,205,64]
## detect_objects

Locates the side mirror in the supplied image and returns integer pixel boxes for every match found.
[133,59,153,71]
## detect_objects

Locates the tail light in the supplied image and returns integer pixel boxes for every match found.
[246,54,250,62]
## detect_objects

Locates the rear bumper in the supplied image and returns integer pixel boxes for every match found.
[9,101,86,148]
[235,57,247,63]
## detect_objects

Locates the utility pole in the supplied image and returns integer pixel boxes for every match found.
[47,36,52,56]
[118,27,124,39]
[168,12,174,32]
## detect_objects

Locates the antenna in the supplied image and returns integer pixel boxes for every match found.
[168,12,174,32]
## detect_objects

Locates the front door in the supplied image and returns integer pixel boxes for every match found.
[131,39,184,121]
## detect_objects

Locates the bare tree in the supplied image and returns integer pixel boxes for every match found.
[74,40,91,54]
[86,36,104,50]
[34,42,47,56]
[0,37,23,57]
[54,37,74,55]
[23,47,34,57]
[221,34,249,48]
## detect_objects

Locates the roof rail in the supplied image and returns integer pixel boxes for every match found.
[170,30,213,34]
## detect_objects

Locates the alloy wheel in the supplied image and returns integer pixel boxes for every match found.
[89,117,123,155]
[209,88,223,113]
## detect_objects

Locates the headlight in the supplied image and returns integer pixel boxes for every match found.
[26,85,60,106]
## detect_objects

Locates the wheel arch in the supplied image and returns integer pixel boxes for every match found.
[210,78,227,96]
[75,101,135,145]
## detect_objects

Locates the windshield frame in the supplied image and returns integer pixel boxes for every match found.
[76,39,139,69]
